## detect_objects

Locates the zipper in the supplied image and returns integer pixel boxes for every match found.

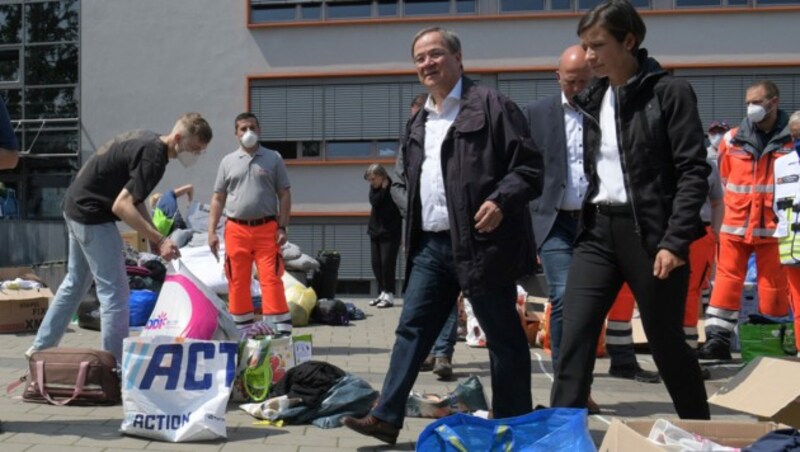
[613,86,642,237]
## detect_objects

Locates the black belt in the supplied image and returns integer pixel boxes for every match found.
[592,203,632,215]
[423,230,450,238]
[227,216,276,227]
[558,210,581,221]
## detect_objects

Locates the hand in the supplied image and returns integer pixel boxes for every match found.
[276,228,288,246]
[474,200,503,233]
[653,249,685,280]
[159,238,181,262]
[208,233,220,262]
[381,178,389,189]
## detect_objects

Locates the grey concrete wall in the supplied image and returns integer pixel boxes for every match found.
[81,0,800,214]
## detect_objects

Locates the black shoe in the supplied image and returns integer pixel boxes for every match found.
[420,355,435,372]
[700,366,711,380]
[696,339,732,361]
[609,364,661,384]
[433,356,453,379]
[342,414,400,445]
[587,395,601,415]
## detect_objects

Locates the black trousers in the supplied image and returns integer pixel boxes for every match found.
[370,235,401,294]
[550,208,710,419]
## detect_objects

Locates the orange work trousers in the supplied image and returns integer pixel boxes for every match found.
[684,226,716,328]
[224,220,288,322]
[709,234,789,317]
[785,266,800,351]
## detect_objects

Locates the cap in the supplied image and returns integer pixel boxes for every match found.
[707,120,730,133]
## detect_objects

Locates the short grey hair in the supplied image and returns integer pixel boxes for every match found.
[411,27,461,56]
[789,110,800,126]
[364,163,389,180]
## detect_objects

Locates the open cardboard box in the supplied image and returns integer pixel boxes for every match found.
[600,356,800,451]
[0,267,54,333]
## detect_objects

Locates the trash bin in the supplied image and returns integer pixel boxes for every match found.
[311,250,340,300]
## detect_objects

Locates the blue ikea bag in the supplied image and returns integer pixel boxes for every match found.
[129,290,158,327]
[416,408,596,452]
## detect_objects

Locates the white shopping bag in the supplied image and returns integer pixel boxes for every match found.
[120,336,238,442]
[464,298,487,348]
[140,260,238,341]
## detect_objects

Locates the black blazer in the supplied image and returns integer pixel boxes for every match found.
[525,93,568,251]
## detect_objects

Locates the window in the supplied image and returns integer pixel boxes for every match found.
[404,0,451,15]
[0,49,20,83]
[675,0,721,6]
[377,0,398,15]
[326,141,372,158]
[0,0,80,220]
[456,0,476,12]
[578,0,649,8]
[327,1,372,19]
[249,0,477,24]
[501,0,545,11]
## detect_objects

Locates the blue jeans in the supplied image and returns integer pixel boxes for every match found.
[372,232,532,426]
[33,215,130,363]
[538,212,578,370]
[430,304,458,358]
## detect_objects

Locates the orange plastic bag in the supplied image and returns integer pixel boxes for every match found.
[539,302,605,357]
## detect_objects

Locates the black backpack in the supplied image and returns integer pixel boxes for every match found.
[311,298,350,326]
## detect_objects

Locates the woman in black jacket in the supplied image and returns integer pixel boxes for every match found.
[550,0,710,420]
[365,164,402,308]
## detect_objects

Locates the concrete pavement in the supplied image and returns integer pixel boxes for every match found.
[0,297,752,451]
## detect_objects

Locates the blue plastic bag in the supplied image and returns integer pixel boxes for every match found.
[129,290,158,327]
[416,408,596,452]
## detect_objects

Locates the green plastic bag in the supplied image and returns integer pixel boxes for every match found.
[739,322,796,363]
[152,207,175,237]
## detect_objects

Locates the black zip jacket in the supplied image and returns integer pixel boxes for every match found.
[402,77,543,297]
[367,181,402,239]
[573,50,711,260]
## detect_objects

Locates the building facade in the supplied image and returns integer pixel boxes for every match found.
[1,0,799,291]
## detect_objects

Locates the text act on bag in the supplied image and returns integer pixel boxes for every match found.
[128,342,238,391]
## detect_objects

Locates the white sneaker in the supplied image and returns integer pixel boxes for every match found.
[376,292,394,308]
[369,291,385,307]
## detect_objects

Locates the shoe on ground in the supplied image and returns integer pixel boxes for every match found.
[609,363,661,384]
[420,354,435,372]
[587,395,601,415]
[369,292,385,306]
[376,292,394,308]
[342,414,399,445]
[432,356,453,379]
[700,366,711,380]
[696,339,733,361]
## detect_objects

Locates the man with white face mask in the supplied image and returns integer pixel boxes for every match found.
[209,112,293,337]
[706,120,729,161]
[29,112,212,364]
[698,81,793,360]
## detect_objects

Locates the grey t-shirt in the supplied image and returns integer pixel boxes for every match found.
[700,158,723,223]
[213,146,290,220]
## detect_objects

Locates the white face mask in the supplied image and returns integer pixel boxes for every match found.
[747,104,767,123]
[241,130,259,149]
[709,134,722,150]
[176,148,200,168]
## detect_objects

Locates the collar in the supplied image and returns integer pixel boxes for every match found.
[424,78,463,115]
[236,146,264,158]
[561,92,577,112]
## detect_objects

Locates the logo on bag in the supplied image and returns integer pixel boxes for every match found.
[129,342,238,392]
[130,413,191,431]
[144,312,169,330]
[777,175,800,184]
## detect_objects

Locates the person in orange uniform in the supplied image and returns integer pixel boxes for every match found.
[698,81,793,360]
[209,112,293,337]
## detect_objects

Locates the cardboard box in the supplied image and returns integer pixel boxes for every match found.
[121,230,149,252]
[599,418,782,451]
[708,356,800,428]
[0,267,54,333]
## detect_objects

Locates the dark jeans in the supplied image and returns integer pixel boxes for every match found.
[430,304,458,358]
[538,211,578,370]
[370,235,401,294]
[372,232,532,426]
[550,209,710,420]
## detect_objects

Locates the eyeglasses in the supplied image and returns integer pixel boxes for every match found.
[413,49,448,67]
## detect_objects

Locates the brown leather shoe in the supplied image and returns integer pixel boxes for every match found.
[433,356,453,379]
[342,414,399,445]
[586,395,601,415]
[420,354,435,372]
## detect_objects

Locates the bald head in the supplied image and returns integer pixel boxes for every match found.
[557,45,591,103]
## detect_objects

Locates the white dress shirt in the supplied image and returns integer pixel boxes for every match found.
[561,92,588,211]
[420,79,462,232]
[592,86,629,205]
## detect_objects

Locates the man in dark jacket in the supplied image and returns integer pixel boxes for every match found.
[550,0,710,420]
[343,27,542,444]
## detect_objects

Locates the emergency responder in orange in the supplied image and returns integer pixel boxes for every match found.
[698,81,793,360]
[209,112,293,337]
